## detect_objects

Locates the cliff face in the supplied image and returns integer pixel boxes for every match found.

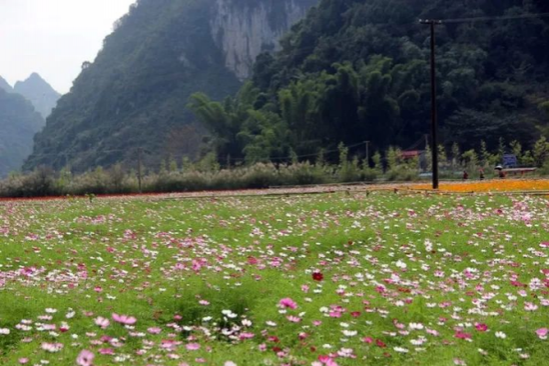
[25,0,318,172]
[211,0,317,79]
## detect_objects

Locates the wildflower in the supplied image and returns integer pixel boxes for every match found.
[312,272,324,281]
[94,317,110,329]
[279,298,298,309]
[495,331,507,339]
[41,342,63,352]
[186,343,200,351]
[76,350,94,366]
[536,328,548,340]
[112,313,136,325]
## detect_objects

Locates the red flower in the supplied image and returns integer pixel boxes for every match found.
[312,272,324,281]
[375,339,387,348]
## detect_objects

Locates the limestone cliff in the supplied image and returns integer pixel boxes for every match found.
[211,0,317,80]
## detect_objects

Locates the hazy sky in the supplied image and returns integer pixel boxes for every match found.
[0,0,136,94]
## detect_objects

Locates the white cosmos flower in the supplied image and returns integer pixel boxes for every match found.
[495,331,507,339]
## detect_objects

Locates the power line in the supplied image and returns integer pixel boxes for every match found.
[225,141,370,163]
[422,12,549,25]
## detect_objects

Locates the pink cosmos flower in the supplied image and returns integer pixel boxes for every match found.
[18,359,29,364]
[279,298,298,309]
[94,317,110,329]
[186,343,201,351]
[475,323,488,332]
[239,332,254,340]
[112,313,137,325]
[536,328,548,340]
[76,350,94,366]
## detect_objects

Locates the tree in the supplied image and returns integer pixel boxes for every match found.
[533,136,549,167]
[462,150,479,171]
[451,143,461,169]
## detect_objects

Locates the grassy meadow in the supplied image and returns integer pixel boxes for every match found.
[0,191,548,366]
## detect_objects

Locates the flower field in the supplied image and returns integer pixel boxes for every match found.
[0,191,548,366]
[411,179,549,193]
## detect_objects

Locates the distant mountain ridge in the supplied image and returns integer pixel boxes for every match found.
[14,73,61,119]
[0,73,58,176]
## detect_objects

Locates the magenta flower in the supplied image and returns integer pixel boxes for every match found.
[278,298,298,309]
[76,350,95,366]
[536,328,548,340]
[475,323,488,332]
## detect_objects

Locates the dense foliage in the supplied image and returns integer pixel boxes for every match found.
[0,89,45,177]
[191,0,549,165]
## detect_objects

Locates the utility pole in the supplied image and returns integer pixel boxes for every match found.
[420,19,442,189]
[137,147,143,193]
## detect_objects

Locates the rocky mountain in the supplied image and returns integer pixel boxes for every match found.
[0,88,45,176]
[0,76,12,93]
[13,73,61,119]
[24,0,318,172]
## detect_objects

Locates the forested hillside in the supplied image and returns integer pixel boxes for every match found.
[0,89,45,176]
[24,0,317,172]
[190,0,549,164]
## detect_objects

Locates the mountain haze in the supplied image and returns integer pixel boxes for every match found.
[25,0,318,172]
[0,76,12,93]
[14,73,61,119]
[0,89,45,176]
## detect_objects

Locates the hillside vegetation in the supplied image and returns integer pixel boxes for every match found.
[191,0,549,164]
